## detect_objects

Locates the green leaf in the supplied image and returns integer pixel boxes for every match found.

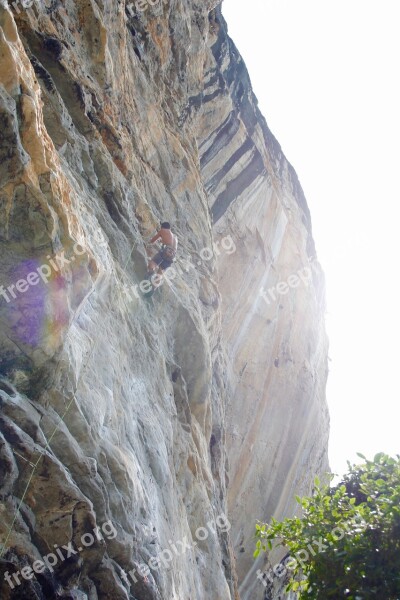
[291,581,300,591]
[374,452,384,463]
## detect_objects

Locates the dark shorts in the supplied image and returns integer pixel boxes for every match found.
[151,250,173,271]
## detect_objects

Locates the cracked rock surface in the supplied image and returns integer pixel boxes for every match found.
[0,1,328,599]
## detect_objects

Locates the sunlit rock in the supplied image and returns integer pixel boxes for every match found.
[0,2,328,599]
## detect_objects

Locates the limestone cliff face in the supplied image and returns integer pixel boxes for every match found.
[0,2,329,600]
[196,13,330,600]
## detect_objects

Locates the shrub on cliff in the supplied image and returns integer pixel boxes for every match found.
[254,453,400,599]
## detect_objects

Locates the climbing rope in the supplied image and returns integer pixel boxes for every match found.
[0,394,77,558]
[0,282,100,558]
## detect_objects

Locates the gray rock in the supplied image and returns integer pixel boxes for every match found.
[0,2,328,599]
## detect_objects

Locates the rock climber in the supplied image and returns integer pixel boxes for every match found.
[147,222,178,274]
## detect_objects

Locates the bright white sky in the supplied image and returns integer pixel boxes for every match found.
[222,0,400,478]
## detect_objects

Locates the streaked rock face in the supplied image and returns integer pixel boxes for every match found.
[0,2,328,600]
[197,15,330,599]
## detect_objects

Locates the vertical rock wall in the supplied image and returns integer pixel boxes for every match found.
[0,1,329,599]
[196,12,330,599]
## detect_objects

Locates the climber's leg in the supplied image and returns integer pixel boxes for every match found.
[148,250,163,273]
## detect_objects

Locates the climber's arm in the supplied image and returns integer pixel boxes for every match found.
[149,231,162,244]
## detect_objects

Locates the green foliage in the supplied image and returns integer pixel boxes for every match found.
[254,453,400,599]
